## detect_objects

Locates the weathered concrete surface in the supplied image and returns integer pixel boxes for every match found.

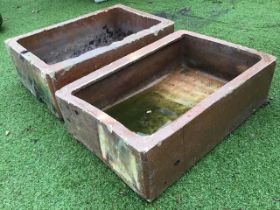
[56,31,276,201]
[5,4,174,117]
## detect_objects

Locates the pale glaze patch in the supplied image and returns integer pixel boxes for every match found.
[98,123,141,191]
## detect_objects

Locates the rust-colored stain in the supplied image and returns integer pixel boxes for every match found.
[153,66,226,107]
[56,31,276,201]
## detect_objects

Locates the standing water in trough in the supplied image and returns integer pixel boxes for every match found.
[106,66,226,135]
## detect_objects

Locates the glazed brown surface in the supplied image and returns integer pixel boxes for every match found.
[56,31,276,201]
[5,4,174,117]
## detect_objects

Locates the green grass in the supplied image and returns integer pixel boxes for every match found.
[0,0,279,209]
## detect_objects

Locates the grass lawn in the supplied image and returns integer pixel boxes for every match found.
[0,0,279,209]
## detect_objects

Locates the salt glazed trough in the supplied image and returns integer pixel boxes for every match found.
[55,31,276,201]
[5,4,174,117]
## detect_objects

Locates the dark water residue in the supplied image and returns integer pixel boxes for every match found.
[43,25,133,64]
[71,26,133,58]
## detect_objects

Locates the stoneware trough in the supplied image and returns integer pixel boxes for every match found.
[5,4,174,117]
[57,30,276,201]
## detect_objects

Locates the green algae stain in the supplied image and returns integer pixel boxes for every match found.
[105,66,225,135]
[106,90,190,135]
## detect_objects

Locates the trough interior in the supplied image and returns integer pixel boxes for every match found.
[74,34,261,135]
[17,8,160,65]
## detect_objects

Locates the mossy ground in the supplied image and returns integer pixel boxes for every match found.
[0,0,279,209]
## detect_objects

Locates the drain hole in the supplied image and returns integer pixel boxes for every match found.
[174,160,180,166]
[74,110,79,115]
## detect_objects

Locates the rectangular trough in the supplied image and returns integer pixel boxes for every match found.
[56,31,276,201]
[5,4,174,117]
